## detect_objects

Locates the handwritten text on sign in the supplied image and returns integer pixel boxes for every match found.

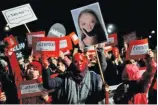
[20,83,44,94]
[2,4,37,28]
[130,43,148,55]
[36,41,55,51]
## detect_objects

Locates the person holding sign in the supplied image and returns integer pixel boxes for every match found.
[114,49,157,104]
[78,9,107,47]
[22,61,52,104]
[42,52,105,104]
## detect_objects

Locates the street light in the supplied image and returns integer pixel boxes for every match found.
[4,24,10,32]
[107,23,117,34]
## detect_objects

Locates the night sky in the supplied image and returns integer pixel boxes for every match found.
[0,0,157,49]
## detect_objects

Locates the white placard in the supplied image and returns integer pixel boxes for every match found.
[20,83,44,94]
[36,41,55,51]
[130,43,148,55]
[28,34,45,45]
[2,4,37,28]
[60,40,68,48]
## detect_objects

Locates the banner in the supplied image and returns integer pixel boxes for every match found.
[126,38,149,60]
[2,4,37,28]
[123,31,137,44]
[69,32,79,45]
[4,35,18,49]
[71,2,108,48]
[27,31,45,47]
[32,37,59,57]
[59,36,72,52]
[18,79,54,98]
[105,33,118,46]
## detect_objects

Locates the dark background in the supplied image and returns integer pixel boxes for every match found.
[0,0,157,49]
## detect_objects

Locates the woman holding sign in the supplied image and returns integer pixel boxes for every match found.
[78,9,107,47]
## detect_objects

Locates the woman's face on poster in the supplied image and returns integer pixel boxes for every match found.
[79,13,97,32]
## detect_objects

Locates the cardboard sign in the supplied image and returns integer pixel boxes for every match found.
[126,38,149,60]
[59,36,72,52]
[4,35,18,49]
[2,4,37,28]
[105,33,118,46]
[27,31,45,47]
[69,32,79,45]
[32,37,59,57]
[47,23,66,37]
[18,79,54,98]
[123,32,137,44]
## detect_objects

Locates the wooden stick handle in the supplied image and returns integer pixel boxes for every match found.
[94,46,109,104]
[24,24,31,33]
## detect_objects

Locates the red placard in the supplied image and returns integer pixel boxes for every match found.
[32,37,59,57]
[59,36,73,52]
[69,32,79,45]
[105,33,118,46]
[18,79,54,98]
[4,35,18,49]
[26,31,45,47]
[126,38,149,60]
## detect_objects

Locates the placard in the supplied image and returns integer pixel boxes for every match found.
[71,2,108,48]
[18,79,54,98]
[27,31,45,47]
[32,37,59,57]
[69,32,79,45]
[105,33,118,46]
[59,36,72,52]
[2,4,37,28]
[126,38,149,60]
[123,31,137,44]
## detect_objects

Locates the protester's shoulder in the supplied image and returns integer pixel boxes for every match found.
[89,71,101,79]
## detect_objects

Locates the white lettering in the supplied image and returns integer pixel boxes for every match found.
[50,29,64,37]
[60,40,67,48]
[130,43,148,55]
[36,41,55,51]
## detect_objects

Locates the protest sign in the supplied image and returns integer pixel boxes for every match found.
[105,33,118,46]
[123,31,137,44]
[59,36,72,52]
[2,4,37,28]
[32,37,59,57]
[69,32,79,45]
[18,79,54,98]
[27,31,45,47]
[126,38,149,60]
[71,2,108,48]
[47,23,66,37]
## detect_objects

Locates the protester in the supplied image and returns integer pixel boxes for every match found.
[22,61,52,104]
[42,52,105,104]
[78,9,107,47]
[104,47,125,85]
[114,49,157,104]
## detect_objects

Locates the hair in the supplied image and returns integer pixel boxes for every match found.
[78,9,107,45]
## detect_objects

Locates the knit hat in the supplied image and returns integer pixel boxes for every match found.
[27,61,42,74]
[123,64,142,80]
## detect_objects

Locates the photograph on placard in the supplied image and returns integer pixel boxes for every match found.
[71,2,108,48]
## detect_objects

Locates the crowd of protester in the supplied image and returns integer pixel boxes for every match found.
[0,38,157,104]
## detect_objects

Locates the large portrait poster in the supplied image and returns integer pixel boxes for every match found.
[71,2,108,48]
